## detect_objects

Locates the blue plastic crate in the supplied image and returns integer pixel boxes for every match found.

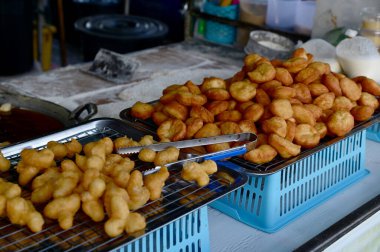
[114,207,209,252]
[203,2,238,45]
[211,130,369,233]
[367,123,380,142]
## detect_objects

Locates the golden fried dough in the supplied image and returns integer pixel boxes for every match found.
[292,104,316,126]
[185,117,204,139]
[243,144,277,164]
[216,110,242,122]
[184,80,201,94]
[285,119,296,142]
[0,152,10,172]
[206,143,231,153]
[332,96,354,111]
[138,148,156,163]
[162,101,188,121]
[313,92,335,110]
[308,83,329,97]
[326,110,355,136]
[247,62,276,83]
[308,62,330,75]
[292,83,312,104]
[144,166,169,201]
[152,111,170,126]
[303,104,323,121]
[275,67,293,86]
[176,92,207,106]
[262,116,287,138]
[353,76,380,96]
[315,122,328,139]
[200,77,226,92]
[282,57,308,73]
[295,67,320,84]
[157,119,186,141]
[294,124,320,148]
[238,120,258,134]
[260,80,282,93]
[244,54,263,71]
[181,160,217,187]
[340,78,362,101]
[268,134,301,158]
[351,106,375,121]
[204,88,231,101]
[358,92,379,109]
[269,99,293,119]
[219,121,242,135]
[322,73,342,96]
[206,101,229,115]
[194,123,221,138]
[254,88,271,106]
[130,101,155,120]
[268,86,296,99]
[229,80,257,102]
[243,103,264,122]
[190,105,214,123]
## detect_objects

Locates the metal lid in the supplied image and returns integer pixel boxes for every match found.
[75,14,168,40]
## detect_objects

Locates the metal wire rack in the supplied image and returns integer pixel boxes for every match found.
[0,118,247,251]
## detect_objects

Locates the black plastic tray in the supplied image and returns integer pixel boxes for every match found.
[120,106,380,175]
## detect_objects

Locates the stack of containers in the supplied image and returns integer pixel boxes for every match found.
[236,0,268,47]
[265,0,316,34]
[203,1,239,45]
[360,7,380,49]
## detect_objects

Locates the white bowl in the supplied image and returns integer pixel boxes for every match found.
[244,30,295,59]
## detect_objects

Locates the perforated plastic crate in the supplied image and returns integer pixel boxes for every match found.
[211,130,369,233]
[367,123,380,142]
[114,207,209,252]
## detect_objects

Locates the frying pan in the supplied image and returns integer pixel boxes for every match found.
[0,92,97,144]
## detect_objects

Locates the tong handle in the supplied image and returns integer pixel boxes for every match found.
[201,146,247,161]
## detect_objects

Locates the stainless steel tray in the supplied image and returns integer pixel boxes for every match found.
[120,106,380,176]
[0,118,248,252]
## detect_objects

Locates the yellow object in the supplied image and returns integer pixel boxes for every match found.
[220,0,232,6]
[33,25,56,71]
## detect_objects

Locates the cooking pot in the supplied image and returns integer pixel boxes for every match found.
[75,14,168,61]
[0,92,97,144]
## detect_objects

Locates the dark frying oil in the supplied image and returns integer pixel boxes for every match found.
[0,108,64,143]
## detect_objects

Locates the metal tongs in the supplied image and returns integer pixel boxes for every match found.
[117,133,257,175]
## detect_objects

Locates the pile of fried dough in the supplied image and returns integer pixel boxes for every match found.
[131,48,380,164]
[0,136,217,237]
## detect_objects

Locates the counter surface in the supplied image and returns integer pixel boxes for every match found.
[1,40,379,252]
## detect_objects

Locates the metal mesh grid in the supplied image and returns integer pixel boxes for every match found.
[0,121,246,251]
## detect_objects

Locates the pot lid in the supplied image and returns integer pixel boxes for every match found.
[75,14,168,40]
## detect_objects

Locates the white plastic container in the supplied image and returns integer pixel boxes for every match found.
[265,0,299,30]
[240,0,268,26]
[336,36,380,82]
[294,0,316,35]
[236,0,268,48]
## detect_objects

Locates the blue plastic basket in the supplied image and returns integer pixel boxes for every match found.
[367,123,380,142]
[211,130,369,233]
[203,2,238,45]
[114,207,209,252]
